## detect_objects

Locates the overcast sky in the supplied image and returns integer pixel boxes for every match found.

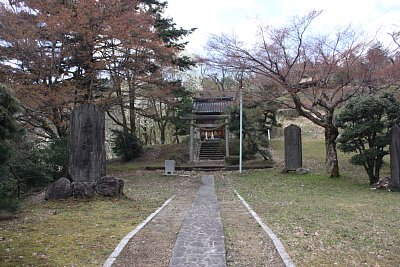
[165,0,400,55]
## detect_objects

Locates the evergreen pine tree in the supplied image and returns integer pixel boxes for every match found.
[336,93,400,184]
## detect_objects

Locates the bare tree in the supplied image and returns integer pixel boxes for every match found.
[390,26,400,49]
[197,59,245,92]
[205,11,397,177]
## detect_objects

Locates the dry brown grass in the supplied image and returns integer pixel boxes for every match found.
[0,170,187,266]
[229,139,399,266]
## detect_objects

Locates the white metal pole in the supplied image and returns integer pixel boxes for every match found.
[239,87,243,174]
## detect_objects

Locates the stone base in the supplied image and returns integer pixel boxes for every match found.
[95,176,124,197]
[45,176,124,200]
[72,182,96,198]
[45,177,72,200]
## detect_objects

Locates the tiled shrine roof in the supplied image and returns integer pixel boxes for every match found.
[193,97,233,114]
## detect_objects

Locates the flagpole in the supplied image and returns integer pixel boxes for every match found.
[239,83,243,174]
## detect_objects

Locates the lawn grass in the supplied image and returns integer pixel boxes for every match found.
[1,138,398,266]
[0,171,176,266]
[107,142,188,173]
[231,139,400,266]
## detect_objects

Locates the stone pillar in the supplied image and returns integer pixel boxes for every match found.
[189,119,194,162]
[390,125,400,188]
[68,104,106,182]
[225,119,230,157]
[284,124,302,171]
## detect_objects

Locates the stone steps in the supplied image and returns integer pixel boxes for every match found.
[199,140,225,160]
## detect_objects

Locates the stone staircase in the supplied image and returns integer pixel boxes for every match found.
[199,140,225,161]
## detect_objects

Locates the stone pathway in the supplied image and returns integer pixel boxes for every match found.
[111,176,201,267]
[106,173,288,266]
[169,175,227,267]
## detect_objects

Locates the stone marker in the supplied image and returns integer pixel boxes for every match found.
[68,104,106,182]
[165,160,176,175]
[390,124,400,188]
[284,124,302,171]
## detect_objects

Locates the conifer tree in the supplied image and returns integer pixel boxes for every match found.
[0,84,22,165]
[336,94,400,184]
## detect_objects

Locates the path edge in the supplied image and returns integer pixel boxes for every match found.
[234,190,296,267]
[103,196,175,267]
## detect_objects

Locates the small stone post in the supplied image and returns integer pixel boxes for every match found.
[225,118,230,157]
[165,160,176,175]
[189,119,194,162]
[390,124,400,188]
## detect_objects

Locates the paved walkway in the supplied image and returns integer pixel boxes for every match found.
[169,175,227,267]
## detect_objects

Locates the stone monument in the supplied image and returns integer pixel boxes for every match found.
[68,104,106,182]
[284,124,302,171]
[390,124,400,188]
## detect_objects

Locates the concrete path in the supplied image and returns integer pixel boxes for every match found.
[169,175,227,267]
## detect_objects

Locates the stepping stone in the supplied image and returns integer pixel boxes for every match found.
[169,175,227,267]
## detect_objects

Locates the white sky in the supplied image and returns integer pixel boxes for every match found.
[165,0,400,55]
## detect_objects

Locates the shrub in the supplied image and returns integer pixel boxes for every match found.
[8,137,53,189]
[0,178,20,212]
[225,156,240,165]
[111,129,143,161]
[0,136,66,212]
[228,139,257,159]
[228,105,274,160]
[0,84,23,212]
[0,84,23,165]
[170,153,189,164]
[336,93,400,184]
[42,137,68,179]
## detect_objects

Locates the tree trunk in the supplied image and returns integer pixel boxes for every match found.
[371,158,383,185]
[152,127,157,145]
[142,121,149,145]
[129,89,136,133]
[159,122,166,144]
[364,163,375,185]
[175,128,180,143]
[369,173,378,185]
[127,73,136,133]
[116,82,128,131]
[52,107,68,138]
[325,125,340,178]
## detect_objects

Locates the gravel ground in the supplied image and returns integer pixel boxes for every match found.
[216,173,285,267]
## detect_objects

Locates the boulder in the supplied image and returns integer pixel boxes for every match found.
[45,177,72,200]
[95,176,124,197]
[296,167,310,175]
[371,177,396,192]
[71,182,96,198]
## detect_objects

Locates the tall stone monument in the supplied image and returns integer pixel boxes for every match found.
[284,124,302,171]
[390,124,400,188]
[68,104,106,182]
